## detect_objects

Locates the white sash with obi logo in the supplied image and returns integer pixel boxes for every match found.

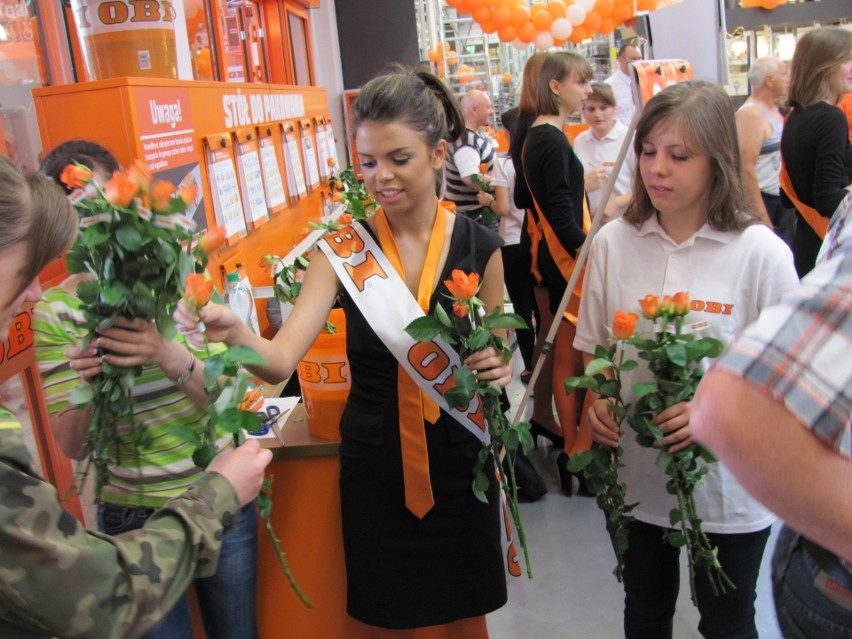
[317,221,528,591]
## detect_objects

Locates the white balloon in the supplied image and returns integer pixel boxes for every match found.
[535,31,555,50]
[566,4,586,25]
[551,17,573,39]
[579,0,596,11]
[511,38,529,51]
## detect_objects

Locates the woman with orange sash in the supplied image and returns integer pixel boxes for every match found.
[780,27,852,277]
[176,68,512,638]
[521,51,594,495]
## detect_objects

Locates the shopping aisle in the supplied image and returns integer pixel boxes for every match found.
[486,365,783,638]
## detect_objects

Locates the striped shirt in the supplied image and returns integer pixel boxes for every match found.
[33,286,228,507]
[715,192,852,458]
[445,127,495,219]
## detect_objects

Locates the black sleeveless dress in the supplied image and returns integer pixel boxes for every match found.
[337,215,507,629]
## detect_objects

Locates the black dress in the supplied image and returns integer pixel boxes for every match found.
[337,215,507,629]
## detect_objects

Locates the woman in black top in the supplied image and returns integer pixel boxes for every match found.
[781,27,852,276]
[522,51,594,494]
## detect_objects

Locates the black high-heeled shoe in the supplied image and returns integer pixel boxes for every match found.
[529,419,565,450]
[557,451,573,497]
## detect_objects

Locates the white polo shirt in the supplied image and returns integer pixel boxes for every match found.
[574,216,799,533]
[605,69,635,127]
[573,120,635,218]
[490,154,524,246]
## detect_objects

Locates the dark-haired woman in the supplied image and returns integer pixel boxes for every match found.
[176,68,511,637]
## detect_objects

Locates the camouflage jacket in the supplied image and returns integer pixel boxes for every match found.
[0,409,241,638]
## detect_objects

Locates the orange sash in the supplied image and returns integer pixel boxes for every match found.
[527,191,591,325]
[779,160,829,239]
[375,204,445,519]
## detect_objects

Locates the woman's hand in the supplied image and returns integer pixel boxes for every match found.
[465,346,513,388]
[588,398,622,448]
[174,299,240,347]
[66,344,103,382]
[654,401,693,453]
[584,167,607,193]
[91,317,171,367]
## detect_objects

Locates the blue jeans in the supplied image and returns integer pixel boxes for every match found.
[772,526,852,638]
[761,192,795,248]
[622,520,771,639]
[98,500,260,639]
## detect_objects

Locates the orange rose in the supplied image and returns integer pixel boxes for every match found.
[453,301,470,317]
[184,272,214,307]
[332,191,345,202]
[126,160,153,190]
[479,162,488,173]
[638,294,660,319]
[260,255,277,277]
[199,227,226,253]
[149,180,177,212]
[60,163,92,189]
[104,170,139,207]
[612,311,639,340]
[444,269,479,301]
[326,157,336,168]
[671,291,690,316]
[659,295,674,316]
[338,213,353,225]
[178,181,198,205]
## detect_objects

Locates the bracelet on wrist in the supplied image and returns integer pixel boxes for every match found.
[173,353,196,385]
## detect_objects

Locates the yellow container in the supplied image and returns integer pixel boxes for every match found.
[297,308,350,440]
[70,0,178,80]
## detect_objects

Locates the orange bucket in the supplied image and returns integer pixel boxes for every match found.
[297,308,350,440]
[70,0,178,80]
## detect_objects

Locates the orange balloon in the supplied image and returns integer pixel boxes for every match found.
[595,0,614,16]
[498,24,518,41]
[636,0,657,10]
[599,16,615,33]
[502,71,512,83]
[484,0,501,8]
[582,10,601,32]
[532,9,554,29]
[456,0,472,14]
[517,21,538,43]
[611,1,633,23]
[491,5,512,28]
[446,51,459,66]
[467,0,485,10]
[510,4,531,27]
[445,0,462,7]
[553,37,568,46]
[569,25,587,42]
[530,2,547,15]
[472,5,492,21]
[480,18,499,33]
[547,0,568,19]
[428,48,440,62]
[196,48,212,77]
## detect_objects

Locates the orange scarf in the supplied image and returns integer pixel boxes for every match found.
[375,204,446,519]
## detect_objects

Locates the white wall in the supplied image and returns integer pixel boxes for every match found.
[310,0,348,163]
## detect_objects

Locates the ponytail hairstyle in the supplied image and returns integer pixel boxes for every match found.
[40,139,120,194]
[352,65,465,148]
[624,80,756,232]
[0,156,77,301]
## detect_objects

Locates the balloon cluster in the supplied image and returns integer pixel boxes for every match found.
[445,0,656,47]
[740,0,786,9]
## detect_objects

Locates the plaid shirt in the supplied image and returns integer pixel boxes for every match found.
[715,192,852,459]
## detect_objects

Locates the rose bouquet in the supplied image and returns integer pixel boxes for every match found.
[61,161,217,497]
[566,292,732,602]
[471,162,498,227]
[405,270,533,577]
[565,310,640,582]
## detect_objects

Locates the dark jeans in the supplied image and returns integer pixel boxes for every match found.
[98,500,260,639]
[761,192,795,248]
[501,243,535,371]
[622,520,771,639]
[772,525,852,638]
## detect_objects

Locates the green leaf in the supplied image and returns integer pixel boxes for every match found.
[115,224,142,251]
[466,326,491,352]
[204,356,225,384]
[667,530,686,547]
[453,366,478,395]
[633,382,657,398]
[165,424,202,447]
[565,450,593,472]
[434,302,453,328]
[76,279,100,304]
[404,316,445,341]
[192,445,218,469]
[472,470,490,503]
[598,379,619,398]
[223,345,268,367]
[443,387,471,410]
[217,407,245,433]
[664,342,687,367]
[484,313,528,330]
[620,359,638,372]
[69,384,94,406]
[585,358,615,376]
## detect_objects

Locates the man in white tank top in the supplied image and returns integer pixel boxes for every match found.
[736,56,794,245]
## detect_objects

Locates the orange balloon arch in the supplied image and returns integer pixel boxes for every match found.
[443,0,648,47]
